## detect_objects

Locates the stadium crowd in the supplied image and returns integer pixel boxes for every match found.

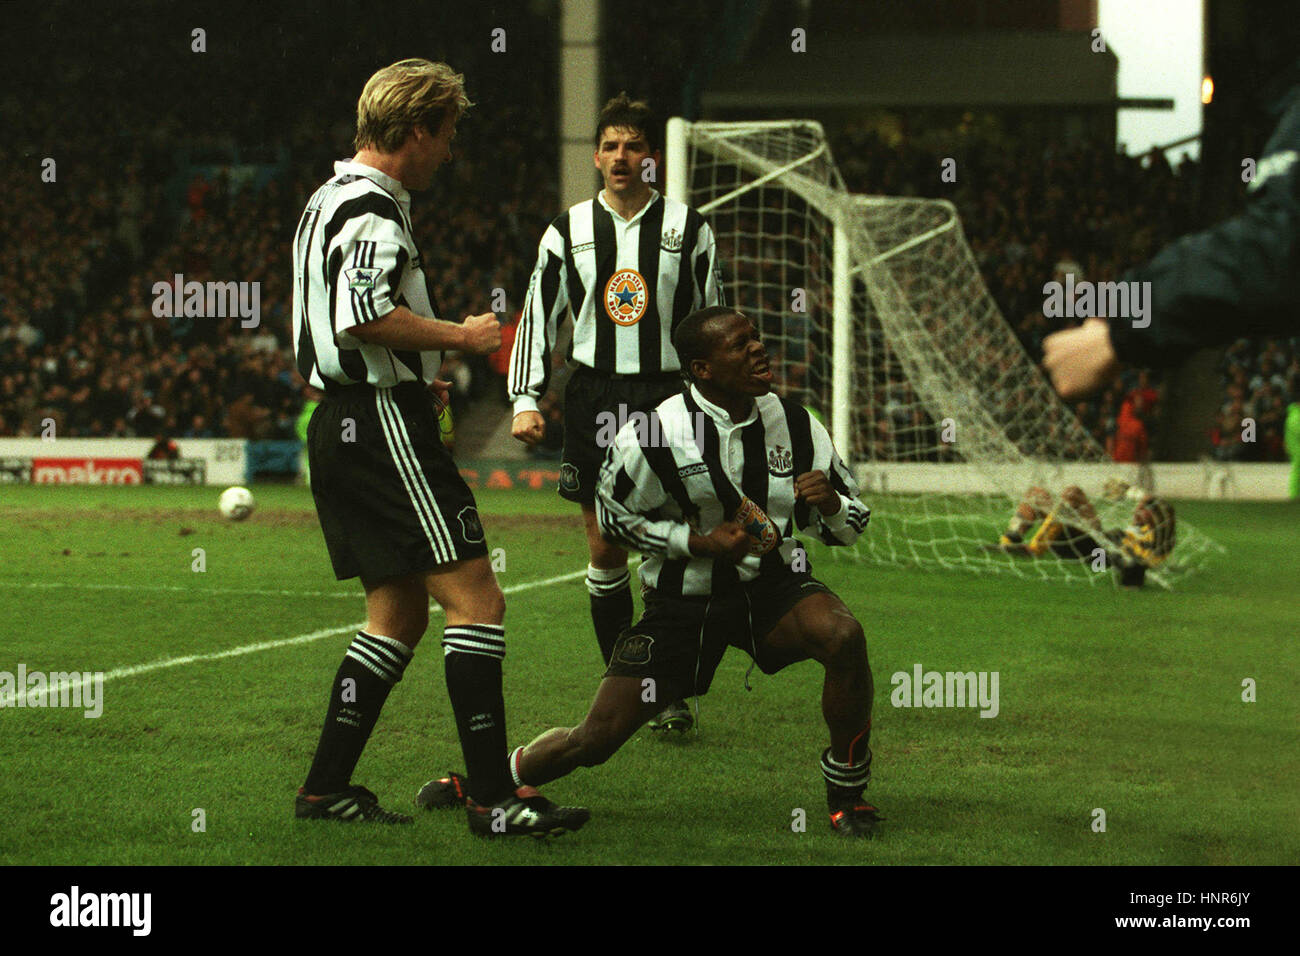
[1213,338,1300,461]
[3,3,1294,466]
[0,5,555,446]
[832,121,1299,462]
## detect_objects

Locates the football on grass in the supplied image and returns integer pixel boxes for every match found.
[218,486,255,521]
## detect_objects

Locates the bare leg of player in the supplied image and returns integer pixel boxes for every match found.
[761,591,880,835]
[423,555,505,627]
[761,592,873,762]
[362,572,432,650]
[514,676,667,786]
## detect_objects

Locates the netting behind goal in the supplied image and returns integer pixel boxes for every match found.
[669,119,1219,587]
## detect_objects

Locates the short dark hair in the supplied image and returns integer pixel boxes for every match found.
[595,92,659,153]
[672,306,743,380]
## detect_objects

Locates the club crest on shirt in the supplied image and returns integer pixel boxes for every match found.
[734,495,779,556]
[345,266,382,291]
[660,228,683,252]
[457,506,484,544]
[604,269,648,326]
[767,445,793,476]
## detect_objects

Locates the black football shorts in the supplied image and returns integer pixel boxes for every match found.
[604,565,834,697]
[560,365,682,504]
[308,381,488,582]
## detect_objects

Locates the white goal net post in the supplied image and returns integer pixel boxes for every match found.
[665,117,1220,587]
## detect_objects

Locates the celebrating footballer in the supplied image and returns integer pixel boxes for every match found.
[429,306,883,837]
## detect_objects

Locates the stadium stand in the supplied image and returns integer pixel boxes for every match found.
[828,121,1298,462]
[0,4,557,455]
[3,1,1293,463]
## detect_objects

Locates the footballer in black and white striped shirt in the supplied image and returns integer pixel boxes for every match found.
[508,94,724,729]
[292,157,445,392]
[498,306,883,838]
[291,58,587,838]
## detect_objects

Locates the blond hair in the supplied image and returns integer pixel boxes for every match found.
[353,59,472,153]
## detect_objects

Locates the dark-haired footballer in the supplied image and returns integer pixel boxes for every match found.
[426,307,882,836]
[508,92,725,734]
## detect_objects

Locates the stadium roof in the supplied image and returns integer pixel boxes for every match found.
[702,31,1119,112]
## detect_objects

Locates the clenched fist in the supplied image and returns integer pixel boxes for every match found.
[688,521,750,564]
[460,313,502,355]
[794,470,841,516]
[512,410,545,445]
[1042,318,1120,399]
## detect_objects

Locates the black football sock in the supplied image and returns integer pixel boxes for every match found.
[822,724,873,807]
[442,624,512,806]
[586,564,632,666]
[303,631,412,795]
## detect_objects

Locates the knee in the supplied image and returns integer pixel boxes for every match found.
[373,607,428,647]
[428,559,506,624]
[480,580,506,623]
[588,531,627,568]
[401,609,430,645]
[451,575,505,624]
[818,616,867,670]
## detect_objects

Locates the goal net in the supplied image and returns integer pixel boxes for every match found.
[666,118,1220,587]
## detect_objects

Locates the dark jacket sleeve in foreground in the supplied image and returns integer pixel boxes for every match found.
[1109,88,1300,369]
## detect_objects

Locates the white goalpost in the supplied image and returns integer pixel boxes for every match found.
[666,117,1220,587]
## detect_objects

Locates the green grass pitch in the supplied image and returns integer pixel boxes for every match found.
[0,484,1296,865]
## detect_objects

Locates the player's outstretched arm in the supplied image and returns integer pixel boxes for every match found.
[350,306,501,354]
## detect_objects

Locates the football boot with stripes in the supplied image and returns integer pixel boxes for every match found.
[466,785,590,838]
[822,745,880,838]
[415,772,469,810]
[295,785,414,824]
[827,791,884,838]
[647,699,693,733]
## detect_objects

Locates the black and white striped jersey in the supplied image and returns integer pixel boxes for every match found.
[292,161,443,390]
[596,384,869,597]
[508,190,725,414]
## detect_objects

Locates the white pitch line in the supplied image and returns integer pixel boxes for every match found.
[0,569,585,708]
